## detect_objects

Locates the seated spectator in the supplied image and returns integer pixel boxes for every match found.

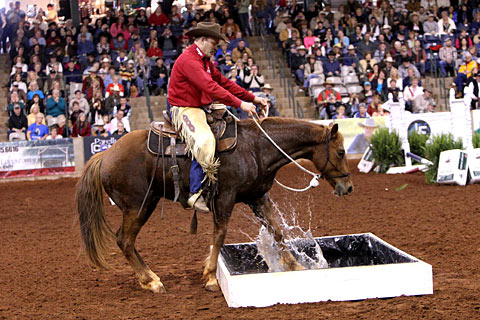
[371,69,389,101]
[412,40,427,75]
[106,76,125,98]
[423,13,438,35]
[64,59,83,85]
[387,79,402,101]
[44,70,65,96]
[454,52,478,95]
[86,79,103,101]
[113,97,131,119]
[148,6,169,26]
[97,35,111,56]
[45,89,66,126]
[114,50,129,70]
[119,60,136,96]
[221,17,240,35]
[150,57,168,95]
[403,77,424,112]
[27,104,45,126]
[402,67,423,89]
[279,20,300,46]
[45,125,62,140]
[72,113,92,137]
[367,94,384,116]
[77,34,95,65]
[110,109,130,133]
[438,38,457,77]
[243,65,264,92]
[128,40,147,62]
[413,86,435,113]
[374,42,389,64]
[303,29,317,49]
[353,103,371,118]
[359,52,376,74]
[332,105,347,119]
[112,121,128,136]
[357,32,377,57]
[69,101,82,125]
[7,92,25,117]
[291,45,307,84]
[146,39,163,59]
[320,92,341,119]
[91,119,110,137]
[8,104,28,141]
[232,40,253,62]
[134,56,151,96]
[27,114,49,141]
[111,33,129,57]
[438,10,456,35]
[27,81,44,101]
[82,67,104,95]
[8,82,27,104]
[398,57,420,80]
[303,54,324,91]
[90,99,106,125]
[323,51,341,77]
[258,84,277,109]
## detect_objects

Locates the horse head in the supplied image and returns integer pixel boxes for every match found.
[312,123,353,196]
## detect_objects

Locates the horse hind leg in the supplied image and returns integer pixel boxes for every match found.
[249,194,305,272]
[116,207,166,293]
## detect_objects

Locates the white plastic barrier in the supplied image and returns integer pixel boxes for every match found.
[436,149,469,185]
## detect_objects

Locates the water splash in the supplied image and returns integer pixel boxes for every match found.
[255,201,328,272]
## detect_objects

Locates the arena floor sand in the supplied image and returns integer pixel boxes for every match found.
[1,160,479,319]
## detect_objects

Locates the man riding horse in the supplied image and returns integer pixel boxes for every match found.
[168,22,267,212]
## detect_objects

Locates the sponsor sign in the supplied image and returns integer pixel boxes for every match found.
[0,139,75,178]
[83,135,123,161]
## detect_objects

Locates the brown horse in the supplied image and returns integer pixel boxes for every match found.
[76,118,353,293]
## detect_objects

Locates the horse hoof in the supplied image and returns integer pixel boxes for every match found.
[205,279,219,292]
[141,279,166,293]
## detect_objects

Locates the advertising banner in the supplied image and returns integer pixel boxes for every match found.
[83,135,123,162]
[0,139,75,178]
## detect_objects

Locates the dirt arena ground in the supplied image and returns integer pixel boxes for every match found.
[1,159,479,319]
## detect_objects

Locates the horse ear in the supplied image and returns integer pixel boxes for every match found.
[330,123,339,138]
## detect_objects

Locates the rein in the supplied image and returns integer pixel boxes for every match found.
[229,108,350,192]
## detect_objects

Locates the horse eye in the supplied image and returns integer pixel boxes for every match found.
[338,150,345,158]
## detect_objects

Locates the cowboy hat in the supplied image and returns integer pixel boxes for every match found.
[358,118,378,128]
[333,43,342,48]
[423,86,433,93]
[102,57,110,63]
[261,84,274,90]
[409,12,420,20]
[323,79,335,86]
[384,56,394,63]
[94,119,105,126]
[296,45,307,51]
[185,22,229,43]
[382,24,391,29]
[347,44,355,50]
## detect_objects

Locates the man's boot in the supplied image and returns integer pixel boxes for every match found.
[187,190,209,213]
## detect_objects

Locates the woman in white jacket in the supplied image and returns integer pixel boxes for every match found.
[303,55,324,91]
[438,11,456,35]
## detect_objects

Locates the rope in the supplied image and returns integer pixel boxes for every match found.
[225,108,321,193]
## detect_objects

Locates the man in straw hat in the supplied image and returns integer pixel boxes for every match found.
[347,118,378,154]
[168,22,267,212]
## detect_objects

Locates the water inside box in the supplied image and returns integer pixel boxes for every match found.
[220,234,417,275]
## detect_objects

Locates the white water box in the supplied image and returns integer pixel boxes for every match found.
[468,148,480,184]
[216,233,433,308]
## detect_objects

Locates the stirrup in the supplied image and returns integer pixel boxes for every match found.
[187,190,210,213]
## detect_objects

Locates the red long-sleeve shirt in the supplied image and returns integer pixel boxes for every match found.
[168,43,255,109]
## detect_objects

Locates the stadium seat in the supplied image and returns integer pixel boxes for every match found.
[327,76,342,85]
[308,77,324,97]
[334,85,348,97]
[341,65,355,77]
[344,74,359,85]
[347,85,363,95]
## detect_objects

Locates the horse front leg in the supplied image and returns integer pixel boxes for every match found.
[248,194,305,271]
[202,195,234,292]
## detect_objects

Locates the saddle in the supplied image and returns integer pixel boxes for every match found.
[148,108,237,157]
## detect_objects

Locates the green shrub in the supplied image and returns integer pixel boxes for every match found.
[370,128,404,173]
[473,132,480,148]
[424,134,463,184]
[408,130,429,159]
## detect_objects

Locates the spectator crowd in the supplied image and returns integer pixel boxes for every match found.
[6,0,480,140]
[4,0,279,141]
[274,0,480,119]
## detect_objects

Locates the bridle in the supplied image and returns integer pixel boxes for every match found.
[318,128,351,180]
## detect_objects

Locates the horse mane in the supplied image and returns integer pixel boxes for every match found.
[239,117,329,143]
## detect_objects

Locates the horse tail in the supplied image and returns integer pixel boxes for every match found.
[76,152,115,269]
